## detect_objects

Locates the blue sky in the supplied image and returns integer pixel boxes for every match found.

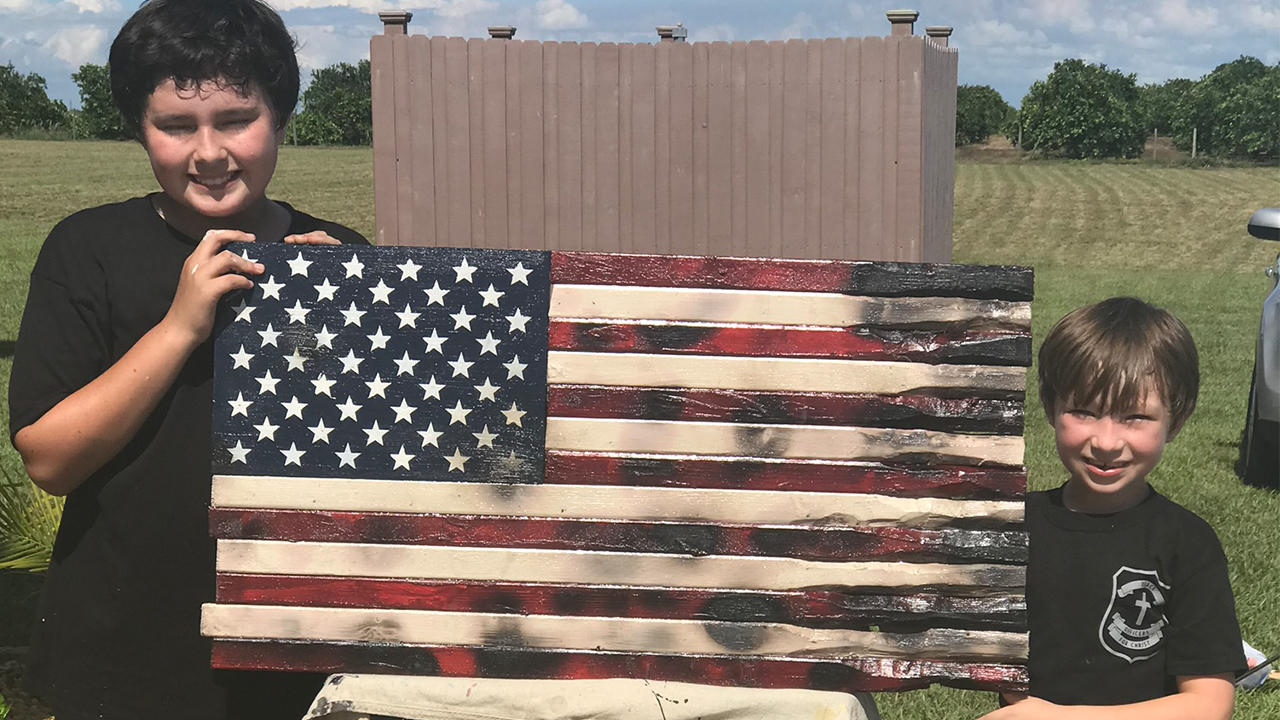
[3,0,1278,110]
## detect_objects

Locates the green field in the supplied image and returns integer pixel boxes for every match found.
[1,139,1278,718]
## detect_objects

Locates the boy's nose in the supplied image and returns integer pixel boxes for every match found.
[193,128,228,163]
[1090,419,1126,453]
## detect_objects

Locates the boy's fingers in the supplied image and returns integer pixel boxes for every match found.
[195,229,256,259]
[283,230,340,245]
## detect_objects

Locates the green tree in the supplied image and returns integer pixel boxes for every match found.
[955,84,1011,146]
[1172,57,1277,160]
[1017,59,1146,159]
[0,64,69,134]
[296,60,371,145]
[72,63,130,140]
[1137,78,1193,134]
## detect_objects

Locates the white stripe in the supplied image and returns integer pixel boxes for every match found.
[201,604,1028,661]
[212,476,1023,529]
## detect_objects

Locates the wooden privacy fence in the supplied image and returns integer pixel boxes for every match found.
[370,17,958,262]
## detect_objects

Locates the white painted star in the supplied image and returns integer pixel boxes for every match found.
[502,402,526,427]
[281,396,308,420]
[391,399,417,424]
[450,306,475,330]
[453,257,476,283]
[336,443,360,468]
[423,281,450,306]
[285,300,310,324]
[418,423,442,447]
[312,374,336,397]
[281,442,306,466]
[314,277,339,301]
[227,440,250,464]
[253,416,279,441]
[445,447,470,472]
[284,348,308,372]
[395,304,420,328]
[342,254,365,278]
[391,445,415,470]
[231,345,254,369]
[503,355,527,380]
[446,400,472,426]
[393,351,419,376]
[419,376,445,400]
[423,329,447,354]
[479,284,505,307]
[364,374,390,398]
[397,258,422,281]
[363,421,389,446]
[366,326,390,350]
[476,331,501,356]
[448,353,474,378]
[238,249,257,264]
[508,262,532,285]
[258,275,284,300]
[256,370,280,395]
[287,252,312,277]
[473,425,497,448]
[314,325,337,349]
[309,419,334,444]
[228,392,253,417]
[233,299,255,323]
[341,302,366,327]
[257,323,280,347]
[339,349,364,374]
[474,377,500,402]
[506,308,531,333]
[369,279,395,304]
[337,396,362,421]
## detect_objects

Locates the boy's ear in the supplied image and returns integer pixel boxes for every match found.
[274,116,291,146]
[1167,418,1187,443]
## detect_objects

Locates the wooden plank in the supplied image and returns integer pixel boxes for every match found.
[819,38,845,259]
[631,43,656,253]
[881,36,900,260]
[548,321,1031,366]
[467,38,485,247]
[654,41,671,254]
[546,385,1025,434]
[618,43,633,253]
[744,40,769,258]
[670,41,695,253]
[548,286,1031,331]
[210,509,1028,564]
[843,38,861,260]
[392,34,415,244]
[202,605,1027,662]
[858,36,884,260]
[520,40,545,247]
[550,252,1035,301]
[370,34,397,245]
[215,539,1025,593]
[483,38,507,248]
[430,36,450,245]
[543,42,560,250]
[768,41,784,256]
[212,478,1025,531]
[781,39,806,258]
[504,38,522,248]
[544,417,1024,467]
[542,452,1026,500]
[729,41,747,256]
[558,41,582,252]
[804,39,822,260]
[581,42,597,254]
[217,575,1028,630]
[596,43,620,252]
[692,41,710,255]
[210,641,1030,693]
[707,41,731,255]
[894,38,923,261]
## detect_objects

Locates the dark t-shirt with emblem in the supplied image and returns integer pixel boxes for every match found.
[1025,485,1245,704]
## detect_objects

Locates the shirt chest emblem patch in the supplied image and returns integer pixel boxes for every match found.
[1099,566,1170,663]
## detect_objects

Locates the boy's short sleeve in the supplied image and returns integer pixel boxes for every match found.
[1162,532,1246,678]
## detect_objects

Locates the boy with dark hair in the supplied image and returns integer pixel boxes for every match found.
[8,1,367,718]
[981,297,1245,720]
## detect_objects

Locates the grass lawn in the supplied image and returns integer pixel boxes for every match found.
[1,139,1278,718]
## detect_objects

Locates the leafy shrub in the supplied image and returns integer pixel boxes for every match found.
[955,85,1011,146]
[0,64,69,135]
[1017,59,1145,159]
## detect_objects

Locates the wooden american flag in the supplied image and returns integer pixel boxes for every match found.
[201,244,1032,693]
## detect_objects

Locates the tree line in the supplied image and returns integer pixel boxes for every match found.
[3,54,1275,160]
[956,55,1279,160]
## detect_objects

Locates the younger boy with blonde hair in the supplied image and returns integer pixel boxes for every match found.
[982,297,1244,720]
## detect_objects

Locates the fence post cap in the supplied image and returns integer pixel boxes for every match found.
[656,23,688,41]
[925,25,952,37]
[488,25,517,39]
[379,11,412,34]
[886,9,920,23]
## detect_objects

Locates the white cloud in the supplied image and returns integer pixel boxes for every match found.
[66,0,119,12]
[1242,3,1280,31]
[42,24,105,66]
[689,23,737,43]
[781,11,815,39]
[1017,0,1096,34]
[1154,0,1219,35]
[434,0,497,20]
[535,0,587,30]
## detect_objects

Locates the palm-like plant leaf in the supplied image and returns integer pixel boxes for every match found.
[0,465,62,572]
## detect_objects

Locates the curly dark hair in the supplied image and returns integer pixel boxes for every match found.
[108,0,299,138]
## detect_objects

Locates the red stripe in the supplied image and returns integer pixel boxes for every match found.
[549,321,1029,366]
[548,385,1024,434]
[543,451,1026,499]
[210,509,1026,563]
[216,574,1027,631]
[211,640,1029,693]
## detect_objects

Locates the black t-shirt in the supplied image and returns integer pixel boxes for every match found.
[9,195,369,720]
[1025,485,1245,704]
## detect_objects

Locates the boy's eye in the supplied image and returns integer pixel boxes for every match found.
[1068,409,1096,419]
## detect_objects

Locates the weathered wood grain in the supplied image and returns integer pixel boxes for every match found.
[210,509,1028,564]
[212,476,1025,530]
[550,252,1034,300]
[216,540,1026,595]
[210,640,1030,693]
[543,452,1027,499]
[549,285,1030,330]
[201,604,1028,661]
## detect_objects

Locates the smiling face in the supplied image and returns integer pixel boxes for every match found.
[1051,384,1182,514]
[141,78,284,231]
